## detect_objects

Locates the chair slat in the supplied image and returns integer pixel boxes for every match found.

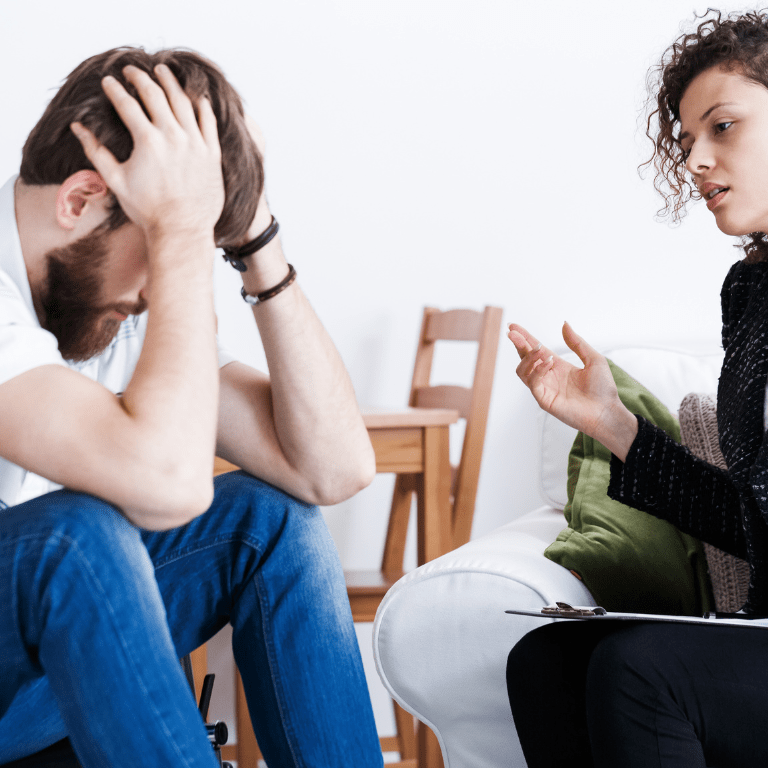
[425,308,483,341]
[414,384,472,420]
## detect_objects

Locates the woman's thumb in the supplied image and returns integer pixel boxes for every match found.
[562,321,596,365]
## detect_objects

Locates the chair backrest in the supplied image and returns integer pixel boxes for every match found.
[384,306,502,568]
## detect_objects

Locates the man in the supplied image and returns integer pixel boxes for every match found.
[0,47,382,767]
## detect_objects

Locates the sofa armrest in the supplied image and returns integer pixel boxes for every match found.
[373,506,595,768]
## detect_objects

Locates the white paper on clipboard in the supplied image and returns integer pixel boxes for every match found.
[505,602,768,629]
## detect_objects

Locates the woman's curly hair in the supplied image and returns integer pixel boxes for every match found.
[645,8,768,258]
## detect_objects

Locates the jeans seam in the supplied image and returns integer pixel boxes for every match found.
[152,531,305,766]
[253,564,304,768]
[41,532,203,768]
[150,533,260,570]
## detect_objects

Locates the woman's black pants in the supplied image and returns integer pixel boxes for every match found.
[506,620,768,767]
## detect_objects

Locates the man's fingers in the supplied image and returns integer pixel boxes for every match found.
[121,66,179,131]
[100,74,157,139]
[70,123,122,188]
[196,97,220,152]
[153,64,199,134]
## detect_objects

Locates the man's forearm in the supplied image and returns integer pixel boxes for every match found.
[120,232,219,519]
[237,230,375,505]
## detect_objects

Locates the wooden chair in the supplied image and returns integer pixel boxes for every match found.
[345,305,503,767]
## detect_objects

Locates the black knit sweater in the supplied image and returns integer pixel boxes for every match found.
[608,259,768,613]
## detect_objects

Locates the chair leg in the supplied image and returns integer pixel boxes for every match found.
[235,665,263,768]
[418,722,444,768]
[393,700,418,761]
[189,645,209,704]
[381,474,416,574]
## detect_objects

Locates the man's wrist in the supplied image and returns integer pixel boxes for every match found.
[241,200,272,244]
[147,226,217,270]
[240,245,290,296]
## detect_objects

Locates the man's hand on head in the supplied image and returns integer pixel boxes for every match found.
[70,64,225,249]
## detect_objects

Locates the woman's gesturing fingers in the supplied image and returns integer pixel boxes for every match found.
[508,324,562,406]
[508,324,540,359]
[562,320,601,367]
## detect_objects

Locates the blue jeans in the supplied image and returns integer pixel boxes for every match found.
[0,471,382,767]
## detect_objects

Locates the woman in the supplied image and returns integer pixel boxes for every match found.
[506,10,768,768]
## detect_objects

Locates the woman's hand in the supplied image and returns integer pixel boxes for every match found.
[508,321,638,460]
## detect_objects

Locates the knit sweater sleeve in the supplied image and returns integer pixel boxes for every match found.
[607,415,747,559]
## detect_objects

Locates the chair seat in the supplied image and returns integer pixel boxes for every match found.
[345,570,405,622]
[345,569,405,594]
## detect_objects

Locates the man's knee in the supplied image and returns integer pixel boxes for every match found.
[214,470,318,512]
[213,471,344,583]
[8,489,147,576]
[212,470,329,548]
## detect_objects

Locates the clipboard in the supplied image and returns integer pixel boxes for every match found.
[505,602,768,629]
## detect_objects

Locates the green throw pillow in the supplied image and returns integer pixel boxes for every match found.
[543,360,713,616]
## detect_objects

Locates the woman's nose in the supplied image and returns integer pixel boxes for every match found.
[685,139,714,177]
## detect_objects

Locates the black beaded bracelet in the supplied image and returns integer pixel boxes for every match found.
[241,264,297,306]
[222,216,280,272]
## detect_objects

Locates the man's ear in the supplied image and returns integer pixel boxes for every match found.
[55,170,109,231]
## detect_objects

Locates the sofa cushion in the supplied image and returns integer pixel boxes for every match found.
[543,360,713,615]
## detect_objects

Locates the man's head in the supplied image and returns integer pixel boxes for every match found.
[21,46,262,247]
[20,47,260,361]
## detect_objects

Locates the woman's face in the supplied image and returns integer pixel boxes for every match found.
[680,65,768,236]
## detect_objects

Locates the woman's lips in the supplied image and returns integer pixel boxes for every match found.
[706,188,729,211]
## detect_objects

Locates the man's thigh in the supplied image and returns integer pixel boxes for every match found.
[0,490,149,762]
[140,470,330,658]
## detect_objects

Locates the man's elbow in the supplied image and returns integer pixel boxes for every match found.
[128,472,215,531]
[169,479,216,526]
[311,446,376,506]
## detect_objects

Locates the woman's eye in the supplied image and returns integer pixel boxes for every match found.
[714,121,733,133]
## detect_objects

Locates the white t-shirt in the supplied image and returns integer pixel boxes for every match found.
[0,175,237,508]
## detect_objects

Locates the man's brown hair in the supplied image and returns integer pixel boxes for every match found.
[21,47,262,247]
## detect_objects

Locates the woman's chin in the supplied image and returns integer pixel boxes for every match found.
[714,216,750,238]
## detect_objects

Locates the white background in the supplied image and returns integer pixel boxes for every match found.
[0,0,749,754]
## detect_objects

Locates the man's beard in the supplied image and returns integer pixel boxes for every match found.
[40,224,147,362]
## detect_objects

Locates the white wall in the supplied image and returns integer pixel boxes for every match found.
[0,0,750,752]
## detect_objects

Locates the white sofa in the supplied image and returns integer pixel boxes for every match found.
[372,342,724,768]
